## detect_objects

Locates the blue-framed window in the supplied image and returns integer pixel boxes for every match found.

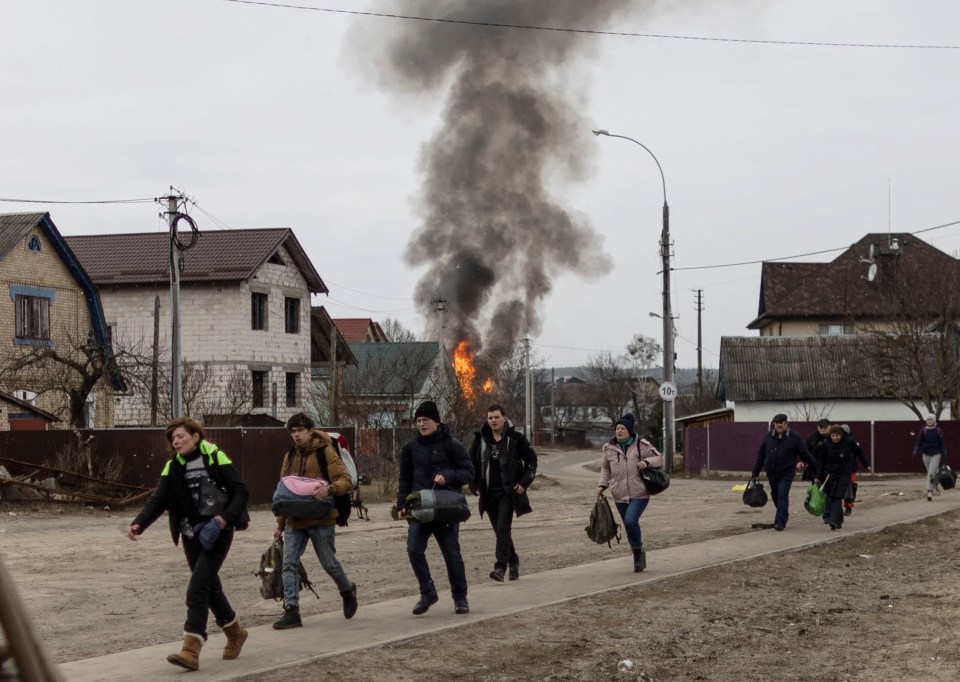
[9,285,55,347]
[28,235,42,252]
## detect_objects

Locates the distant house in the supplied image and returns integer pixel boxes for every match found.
[333,318,388,343]
[339,342,456,428]
[66,228,328,425]
[748,233,960,336]
[720,233,960,422]
[309,306,359,424]
[0,212,124,428]
[0,390,60,431]
[718,335,928,422]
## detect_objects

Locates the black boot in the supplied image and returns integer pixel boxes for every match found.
[340,583,358,620]
[508,561,520,581]
[632,547,646,573]
[272,605,302,630]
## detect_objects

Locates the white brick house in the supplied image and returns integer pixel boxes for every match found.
[66,228,326,425]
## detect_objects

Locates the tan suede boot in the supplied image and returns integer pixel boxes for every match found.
[167,632,203,670]
[222,618,248,660]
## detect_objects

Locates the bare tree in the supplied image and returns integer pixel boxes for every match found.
[672,368,723,418]
[849,320,960,420]
[584,351,638,427]
[202,368,254,425]
[0,328,142,429]
[380,318,419,343]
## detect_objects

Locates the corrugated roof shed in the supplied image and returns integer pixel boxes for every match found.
[717,335,925,402]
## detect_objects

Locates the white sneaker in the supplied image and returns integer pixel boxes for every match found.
[927,492,933,501]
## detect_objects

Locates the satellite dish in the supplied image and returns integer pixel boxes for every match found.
[866,263,878,282]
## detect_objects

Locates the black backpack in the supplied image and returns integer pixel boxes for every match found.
[256,539,319,601]
[585,495,621,547]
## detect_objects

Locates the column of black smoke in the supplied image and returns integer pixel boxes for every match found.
[347,1,630,367]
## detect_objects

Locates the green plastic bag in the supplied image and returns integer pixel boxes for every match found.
[803,478,828,516]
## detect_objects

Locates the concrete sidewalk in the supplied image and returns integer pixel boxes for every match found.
[59,495,960,681]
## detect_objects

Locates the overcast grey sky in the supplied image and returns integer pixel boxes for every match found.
[2,0,959,370]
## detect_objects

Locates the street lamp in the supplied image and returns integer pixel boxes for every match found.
[593,128,676,471]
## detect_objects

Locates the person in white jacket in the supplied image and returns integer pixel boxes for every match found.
[595,414,663,573]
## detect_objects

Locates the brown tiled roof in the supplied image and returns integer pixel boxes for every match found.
[64,228,327,293]
[0,212,47,259]
[748,233,960,329]
[334,319,374,343]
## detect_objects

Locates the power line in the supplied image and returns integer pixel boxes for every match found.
[218,0,960,49]
[0,197,155,205]
[321,278,414,302]
[673,217,960,272]
[323,296,417,315]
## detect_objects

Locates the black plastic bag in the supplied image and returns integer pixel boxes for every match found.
[742,479,768,508]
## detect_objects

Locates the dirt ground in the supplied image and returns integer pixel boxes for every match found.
[1,448,958,681]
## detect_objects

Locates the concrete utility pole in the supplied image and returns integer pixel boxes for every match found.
[695,289,704,404]
[151,295,160,425]
[524,336,533,438]
[592,129,676,471]
[329,325,338,424]
[165,192,182,419]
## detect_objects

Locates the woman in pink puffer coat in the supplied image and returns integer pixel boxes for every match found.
[595,414,663,573]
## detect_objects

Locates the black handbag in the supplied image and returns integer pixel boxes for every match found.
[843,481,858,503]
[742,479,768,508]
[639,466,670,495]
[937,464,957,490]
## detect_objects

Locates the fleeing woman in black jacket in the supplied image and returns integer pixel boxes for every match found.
[821,425,870,530]
[127,417,249,671]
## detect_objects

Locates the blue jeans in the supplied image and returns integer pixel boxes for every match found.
[768,474,795,527]
[282,525,352,606]
[406,520,467,599]
[614,498,650,550]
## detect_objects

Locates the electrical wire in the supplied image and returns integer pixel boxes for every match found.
[0,197,155,204]
[321,278,414,302]
[323,296,418,315]
[217,0,960,49]
[189,203,234,231]
[673,217,960,272]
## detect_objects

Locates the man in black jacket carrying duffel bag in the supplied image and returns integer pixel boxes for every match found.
[396,400,475,616]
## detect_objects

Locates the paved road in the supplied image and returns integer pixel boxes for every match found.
[58,478,960,682]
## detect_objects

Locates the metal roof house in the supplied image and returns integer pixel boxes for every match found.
[66,228,330,425]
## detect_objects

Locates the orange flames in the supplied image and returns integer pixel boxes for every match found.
[453,340,494,405]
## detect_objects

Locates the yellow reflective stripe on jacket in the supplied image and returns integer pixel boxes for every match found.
[165,440,231,471]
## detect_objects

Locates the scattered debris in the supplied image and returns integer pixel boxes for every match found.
[616,659,635,673]
[0,457,152,508]
[858,554,873,559]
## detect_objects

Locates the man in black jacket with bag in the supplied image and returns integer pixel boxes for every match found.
[469,404,538,583]
[396,400,475,616]
[751,413,820,531]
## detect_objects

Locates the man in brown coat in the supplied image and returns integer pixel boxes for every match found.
[272,412,358,629]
